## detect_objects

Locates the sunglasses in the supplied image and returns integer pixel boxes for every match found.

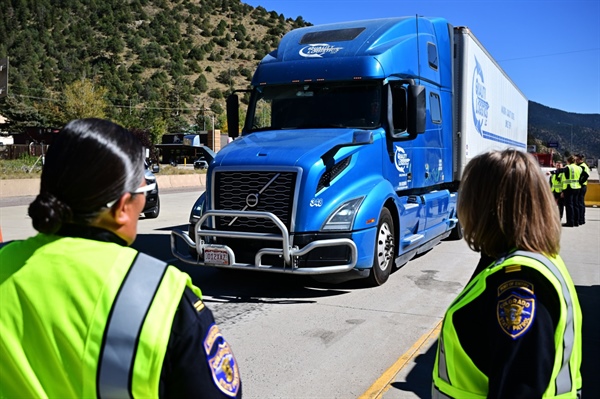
[132,183,156,196]
[106,183,156,208]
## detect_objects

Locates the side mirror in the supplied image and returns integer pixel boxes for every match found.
[226,94,239,138]
[151,164,160,173]
[408,85,426,135]
[388,82,426,138]
[389,85,407,135]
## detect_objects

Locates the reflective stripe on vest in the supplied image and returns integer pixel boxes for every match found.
[509,251,575,395]
[432,384,453,399]
[433,335,453,399]
[97,252,167,399]
[434,250,576,397]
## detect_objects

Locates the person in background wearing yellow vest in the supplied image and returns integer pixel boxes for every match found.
[549,161,566,221]
[433,149,582,399]
[575,154,590,225]
[0,119,242,398]
[550,155,582,227]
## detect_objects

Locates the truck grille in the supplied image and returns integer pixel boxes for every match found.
[214,171,297,233]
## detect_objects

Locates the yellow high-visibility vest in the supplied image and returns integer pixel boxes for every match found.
[1,234,199,398]
[579,162,590,186]
[565,164,582,189]
[551,173,566,193]
[432,251,582,399]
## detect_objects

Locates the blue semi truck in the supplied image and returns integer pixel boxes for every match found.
[171,17,528,286]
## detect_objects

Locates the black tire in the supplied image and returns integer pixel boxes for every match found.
[367,208,395,286]
[448,219,463,240]
[144,196,160,219]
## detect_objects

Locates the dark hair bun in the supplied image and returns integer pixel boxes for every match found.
[28,192,73,234]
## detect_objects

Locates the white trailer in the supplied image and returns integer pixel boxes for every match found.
[453,26,529,179]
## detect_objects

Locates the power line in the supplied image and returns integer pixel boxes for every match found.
[9,93,208,112]
[11,94,62,103]
[498,47,600,62]
[112,104,207,111]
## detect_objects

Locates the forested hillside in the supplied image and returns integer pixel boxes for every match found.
[0,0,598,162]
[0,0,309,134]
[528,101,599,164]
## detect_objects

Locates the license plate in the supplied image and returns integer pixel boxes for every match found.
[204,246,230,266]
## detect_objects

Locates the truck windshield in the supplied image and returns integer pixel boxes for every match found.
[247,82,382,132]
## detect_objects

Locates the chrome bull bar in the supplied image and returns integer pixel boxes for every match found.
[170,210,358,274]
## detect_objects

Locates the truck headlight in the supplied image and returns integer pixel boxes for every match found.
[322,197,364,231]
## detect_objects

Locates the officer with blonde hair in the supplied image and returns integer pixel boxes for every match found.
[433,149,582,398]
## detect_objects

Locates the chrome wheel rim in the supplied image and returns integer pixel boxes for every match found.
[376,222,393,271]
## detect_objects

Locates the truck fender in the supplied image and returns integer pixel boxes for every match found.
[353,179,399,232]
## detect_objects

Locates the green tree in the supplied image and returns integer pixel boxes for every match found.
[210,99,223,115]
[149,116,168,145]
[62,78,109,120]
[193,74,208,93]
[208,88,223,99]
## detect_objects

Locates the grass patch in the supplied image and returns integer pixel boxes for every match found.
[0,158,206,179]
[153,165,207,175]
[0,156,44,179]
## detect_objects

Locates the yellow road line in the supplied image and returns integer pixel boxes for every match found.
[358,319,443,399]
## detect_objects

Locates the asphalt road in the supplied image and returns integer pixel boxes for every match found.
[1,188,598,398]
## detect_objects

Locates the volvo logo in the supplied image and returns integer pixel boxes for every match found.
[246,193,259,208]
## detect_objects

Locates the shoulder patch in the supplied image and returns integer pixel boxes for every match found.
[208,340,241,397]
[203,323,241,397]
[496,281,536,339]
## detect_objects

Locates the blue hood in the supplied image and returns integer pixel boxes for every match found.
[215,129,360,168]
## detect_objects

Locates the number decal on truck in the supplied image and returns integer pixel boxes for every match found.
[310,198,323,207]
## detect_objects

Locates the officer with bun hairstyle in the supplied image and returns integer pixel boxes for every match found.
[0,118,242,398]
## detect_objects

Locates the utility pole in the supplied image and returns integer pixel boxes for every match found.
[204,108,215,151]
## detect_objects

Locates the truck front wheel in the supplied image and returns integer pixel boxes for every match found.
[448,219,464,240]
[367,208,395,286]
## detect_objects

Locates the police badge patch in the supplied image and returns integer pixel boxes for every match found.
[204,323,241,397]
[496,280,536,339]
[208,341,241,397]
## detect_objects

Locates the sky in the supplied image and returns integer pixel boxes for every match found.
[244,0,600,115]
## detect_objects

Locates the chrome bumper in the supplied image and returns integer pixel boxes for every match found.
[170,210,357,274]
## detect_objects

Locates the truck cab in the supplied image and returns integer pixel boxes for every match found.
[171,17,487,285]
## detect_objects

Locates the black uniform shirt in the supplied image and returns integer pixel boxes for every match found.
[159,288,242,398]
[453,254,560,399]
